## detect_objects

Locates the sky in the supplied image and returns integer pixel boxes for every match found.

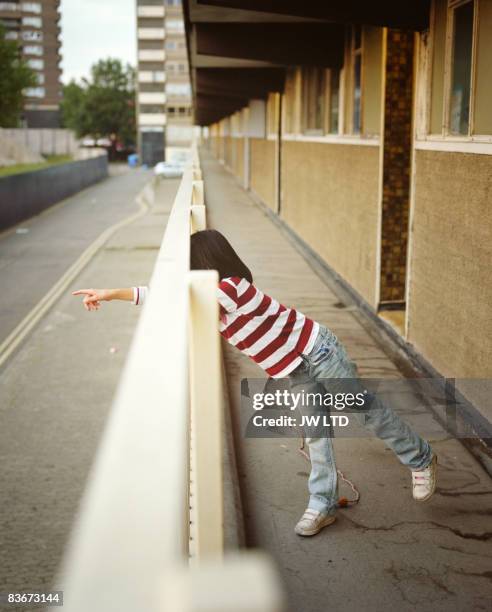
[60,0,137,84]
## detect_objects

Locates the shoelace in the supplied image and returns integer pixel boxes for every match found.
[298,435,360,507]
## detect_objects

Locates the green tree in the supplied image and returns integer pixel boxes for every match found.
[61,58,136,146]
[0,25,37,127]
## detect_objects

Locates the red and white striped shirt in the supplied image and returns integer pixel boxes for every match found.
[217,277,319,378]
[134,278,319,378]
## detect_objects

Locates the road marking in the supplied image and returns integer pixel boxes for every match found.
[0,178,156,370]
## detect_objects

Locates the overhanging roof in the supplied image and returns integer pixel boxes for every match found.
[183,0,431,125]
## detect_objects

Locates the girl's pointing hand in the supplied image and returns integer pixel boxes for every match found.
[72,288,112,311]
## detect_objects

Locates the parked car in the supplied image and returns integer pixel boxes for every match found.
[154,161,186,178]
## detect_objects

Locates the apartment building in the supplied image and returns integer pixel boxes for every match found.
[136,0,192,166]
[183,1,492,453]
[0,0,62,127]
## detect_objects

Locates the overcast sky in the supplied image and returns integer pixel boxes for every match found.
[60,0,137,84]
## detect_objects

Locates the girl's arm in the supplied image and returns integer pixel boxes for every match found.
[72,287,148,311]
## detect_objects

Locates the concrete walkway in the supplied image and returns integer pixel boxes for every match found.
[201,149,492,612]
[0,176,179,608]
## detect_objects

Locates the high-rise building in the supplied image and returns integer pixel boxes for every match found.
[136,0,192,166]
[0,0,62,127]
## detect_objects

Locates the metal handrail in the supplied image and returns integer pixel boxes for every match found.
[56,144,283,612]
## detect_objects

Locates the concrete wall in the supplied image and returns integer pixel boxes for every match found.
[232,137,245,183]
[281,140,381,307]
[0,154,108,232]
[0,128,78,157]
[223,136,233,169]
[250,138,276,211]
[408,150,492,382]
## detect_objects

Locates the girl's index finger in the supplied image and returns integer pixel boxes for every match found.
[72,289,92,296]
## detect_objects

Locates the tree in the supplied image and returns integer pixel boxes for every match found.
[61,58,136,146]
[0,25,37,127]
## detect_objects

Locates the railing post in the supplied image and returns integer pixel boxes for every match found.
[192,180,204,205]
[160,553,285,612]
[191,205,206,233]
[188,270,224,560]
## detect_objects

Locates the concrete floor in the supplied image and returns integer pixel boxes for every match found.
[0,174,179,610]
[201,149,492,612]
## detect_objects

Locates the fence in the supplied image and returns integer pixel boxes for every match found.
[56,144,283,612]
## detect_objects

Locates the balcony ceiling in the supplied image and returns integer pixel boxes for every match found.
[191,0,430,30]
[184,0,431,125]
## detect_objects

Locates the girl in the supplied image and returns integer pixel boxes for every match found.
[73,229,437,537]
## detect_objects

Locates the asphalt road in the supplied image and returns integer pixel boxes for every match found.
[0,165,152,346]
[0,174,179,611]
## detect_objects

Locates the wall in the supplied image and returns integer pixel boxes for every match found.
[281,141,380,307]
[362,26,383,136]
[379,29,414,303]
[0,128,78,157]
[0,154,108,232]
[232,137,244,183]
[408,150,492,383]
[250,138,276,211]
[223,136,233,169]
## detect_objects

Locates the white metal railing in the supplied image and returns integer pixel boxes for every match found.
[56,144,283,612]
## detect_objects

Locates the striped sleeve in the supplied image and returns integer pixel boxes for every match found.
[217,278,239,313]
[133,286,149,306]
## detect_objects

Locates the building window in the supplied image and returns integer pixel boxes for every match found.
[27,58,43,69]
[5,30,18,40]
[166,19,184,32]
[165,82,190,96]
[302,67,326,133]
[2,18,18,28]
[351,26,362,134]
[139,70,165,83]
[166,61,188,73]
[328,69,340,134]
[22,16,42,28]
[21,2,41,13]
[167,106,176,115]
[165,0,182,5]
[21,30,42,41]
[23,44,43,55]
[449,0,474,135]
[165,40,176,50]
[140,104,164,114]
[24,86,45,97]
[0,2,19,10]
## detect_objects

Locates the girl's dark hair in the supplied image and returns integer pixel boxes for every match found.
[190,229,253,283]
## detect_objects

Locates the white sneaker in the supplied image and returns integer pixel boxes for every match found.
[412,454,437,501]
[294,509,336,537]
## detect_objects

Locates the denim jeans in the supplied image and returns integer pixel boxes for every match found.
[289,325,432,515]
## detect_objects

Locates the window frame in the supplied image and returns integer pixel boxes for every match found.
[442,0,478,137]
[301,66,327,135]
[347,25,363,135]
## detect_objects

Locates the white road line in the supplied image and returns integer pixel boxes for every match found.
[0,178,156,370]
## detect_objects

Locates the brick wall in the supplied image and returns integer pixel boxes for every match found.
[379,29,414,303]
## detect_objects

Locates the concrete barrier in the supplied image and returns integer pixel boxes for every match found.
[0,154,108,232]
[0,128,78,158]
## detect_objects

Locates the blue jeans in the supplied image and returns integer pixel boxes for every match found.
[289,325,432,515]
